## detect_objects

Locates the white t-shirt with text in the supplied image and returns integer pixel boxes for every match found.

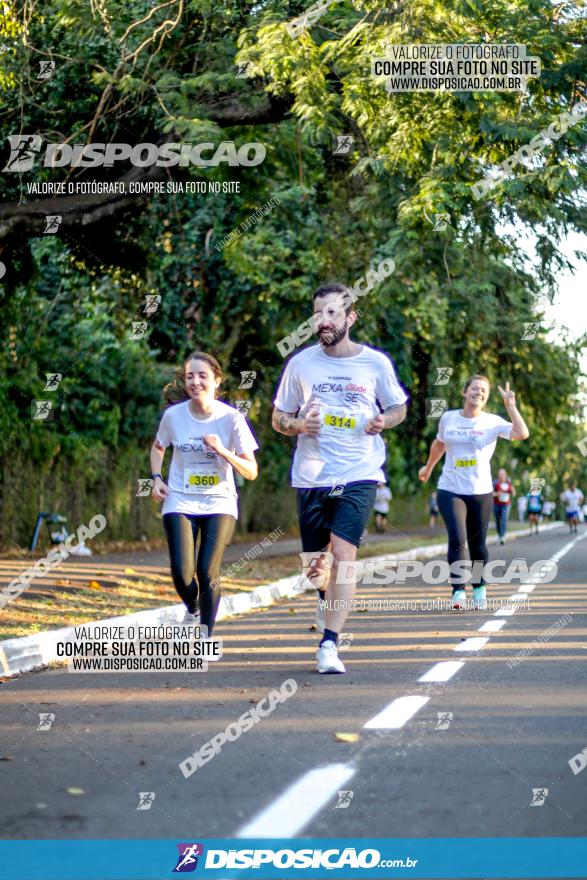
[374,485,392,513]
[562,488,584,513]
[155,399,259,518]
[274,344,407,489]
[436,410,513,495]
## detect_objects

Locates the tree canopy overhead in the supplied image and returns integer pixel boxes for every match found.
[0,0,585,545]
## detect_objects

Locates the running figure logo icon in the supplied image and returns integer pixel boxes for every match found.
[37,60,56,80]
[136,792,156,810]
[143,294,161,315]
[529,477,545,494]
[530,788,548,806]
[333,135,354,154]
[433,213,449,231]
[434,367,453,385]
[427,399,447,418]
[130,321,149,340]
[521,323,539,341]
[44,215,62,234]
[44,373,62,391]
[173,843,204,872]
[334,790,354,808]
[31,400,54,421]
[435,711,453,730]
[239,371,256,389]
[234,399,252,415]
[37,712,55,730]
[2,134,43,171]
[137,478,154,497]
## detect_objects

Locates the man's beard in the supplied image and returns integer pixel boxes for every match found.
[316,320,349,348]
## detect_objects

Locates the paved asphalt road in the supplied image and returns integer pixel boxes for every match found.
[1,525,586,875]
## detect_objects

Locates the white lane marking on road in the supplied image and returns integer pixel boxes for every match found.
[518,584,536,593]
[236,763,355,838]
[550,530,587,563]
[494,607,515,616]
[363,695,429,729]
[418,661,464,682]
[454,637,489,652]
[479,619,506,632]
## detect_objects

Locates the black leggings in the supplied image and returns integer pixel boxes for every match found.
[163,513,235,634]
[437,489,493,589]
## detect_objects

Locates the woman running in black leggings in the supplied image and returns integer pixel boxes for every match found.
[418,375,529,610]
[150,352,259,635]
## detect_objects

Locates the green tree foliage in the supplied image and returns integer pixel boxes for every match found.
[0,0,585,547]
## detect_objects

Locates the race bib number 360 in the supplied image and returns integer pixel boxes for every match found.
[183,469,221,493]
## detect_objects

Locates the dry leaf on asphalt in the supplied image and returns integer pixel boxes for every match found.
[87,580,102,590]
[334,732,360,743]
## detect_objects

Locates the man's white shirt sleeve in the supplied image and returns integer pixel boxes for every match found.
[274,360,303,413]
[374,355,408,409]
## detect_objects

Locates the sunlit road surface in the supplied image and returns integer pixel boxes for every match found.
[1,525,586,856]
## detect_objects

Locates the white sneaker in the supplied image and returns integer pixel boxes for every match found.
[316,640,345,674]
[182,609,200,625]
[315,597,326,633]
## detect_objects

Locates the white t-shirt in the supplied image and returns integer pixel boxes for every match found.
[273,344,407,489]
[155,399,259,518]
[374,485,392,513]
[436,410,513,495]
[562,488,584,513]
[542,500,554,515]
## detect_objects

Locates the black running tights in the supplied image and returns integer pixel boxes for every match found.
[436,489,493,588]
[163,513,235,634]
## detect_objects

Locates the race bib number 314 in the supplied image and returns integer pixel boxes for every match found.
[321,409,364,437]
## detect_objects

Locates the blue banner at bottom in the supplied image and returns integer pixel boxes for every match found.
[1,838,586,879]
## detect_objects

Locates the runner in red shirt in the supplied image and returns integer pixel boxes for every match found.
[493,468,515,545]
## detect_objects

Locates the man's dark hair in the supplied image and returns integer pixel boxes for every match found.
[313,282,353,315]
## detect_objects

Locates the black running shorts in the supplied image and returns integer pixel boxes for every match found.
[296,480,377,550]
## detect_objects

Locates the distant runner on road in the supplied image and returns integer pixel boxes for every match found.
[272,281,408,674]
[561,481,584,534]
[493,467,515,544]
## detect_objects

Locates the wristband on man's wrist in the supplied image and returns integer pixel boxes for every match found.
[151,473,162,480]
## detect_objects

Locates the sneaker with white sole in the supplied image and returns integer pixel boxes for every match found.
[451,589,467,610]
[316,640,345,674]
[315,597,326,633]
[471,585,487,610]
[182,609,200,625]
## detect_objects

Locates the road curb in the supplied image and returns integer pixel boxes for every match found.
[0,522,562,678]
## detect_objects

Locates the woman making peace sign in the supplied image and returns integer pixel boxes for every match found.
[419,376,529,610]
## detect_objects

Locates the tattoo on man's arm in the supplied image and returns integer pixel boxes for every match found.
[276,412,300,435]
[383,404,407,428]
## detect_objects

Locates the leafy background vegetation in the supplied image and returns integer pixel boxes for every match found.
[0,0,585,549]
